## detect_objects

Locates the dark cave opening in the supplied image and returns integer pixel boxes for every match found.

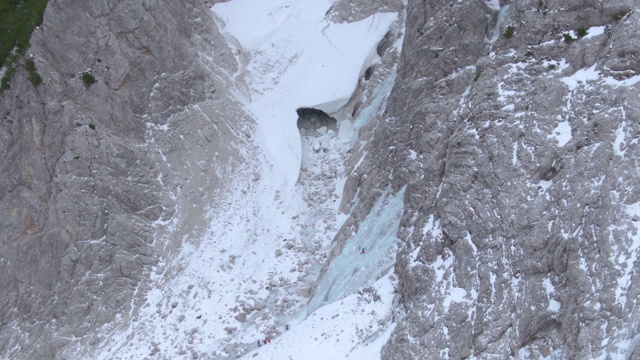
[364,66,373,81]
[296,107,337,136]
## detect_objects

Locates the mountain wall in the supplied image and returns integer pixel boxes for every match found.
[0,1,251,358]
[338,0,640,358]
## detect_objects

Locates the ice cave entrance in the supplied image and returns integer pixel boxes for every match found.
[296,107,337,136]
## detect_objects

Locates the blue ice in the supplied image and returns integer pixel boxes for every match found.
[308,186,406,313]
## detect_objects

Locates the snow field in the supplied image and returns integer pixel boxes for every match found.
[213,0,399,187]
[92,1,404,358]
[245,270,400,360]
[88,0,402,359]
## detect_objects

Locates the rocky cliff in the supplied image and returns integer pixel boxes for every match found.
[347,0,640,358]
[0,0,251,358]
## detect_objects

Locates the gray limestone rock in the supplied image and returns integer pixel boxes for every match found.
[0,0,250,359]
[327,0,404,23]
[339,0,640,358]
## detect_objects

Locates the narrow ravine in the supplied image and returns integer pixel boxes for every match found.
[86,1,404,358]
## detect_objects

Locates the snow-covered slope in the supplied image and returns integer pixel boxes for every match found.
[82,1,404,359]
[213,0,397,186]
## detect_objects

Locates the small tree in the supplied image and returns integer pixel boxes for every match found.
[0,63,16,91]
[577,27,588,38]
[24,59,42,87]
[27,71,42,86]
[613,11,628,21]
[81,72,96,87]
[24,59,36,72]
[563,33,576,43]
[0,77,9,91]
[504,25,516,39]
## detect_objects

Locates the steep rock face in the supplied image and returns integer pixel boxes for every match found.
[0,1,249,358]
[344,0,640,358]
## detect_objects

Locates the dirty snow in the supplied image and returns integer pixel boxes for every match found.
[245,271,399,360]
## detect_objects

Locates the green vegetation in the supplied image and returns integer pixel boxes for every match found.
[88,123,96,130]
[24,58,41,87]
[577,27,589,38]
[81,72,96,87]
[504,26,516,39]
[537,0,548,9]
[563,33,576,43]
[0,0,49,90]
[27,67,41,86]
[613,11,628,22]
[24,58,36,72]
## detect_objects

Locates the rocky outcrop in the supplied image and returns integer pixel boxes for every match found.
[335,0,640,358]
[0,1,249,358]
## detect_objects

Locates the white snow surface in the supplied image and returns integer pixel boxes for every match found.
[548,120,572,147]
[561,64,640,90]
[583,25,606,39]
[246,271,399,360]
[213,0,398,187]
[561,64,600,91]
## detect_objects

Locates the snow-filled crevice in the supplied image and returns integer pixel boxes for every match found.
[75,0,405,358]
[296,107,337,136]
[99,2,403,358]
[490,4,510,43]
[308,186,407,314]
